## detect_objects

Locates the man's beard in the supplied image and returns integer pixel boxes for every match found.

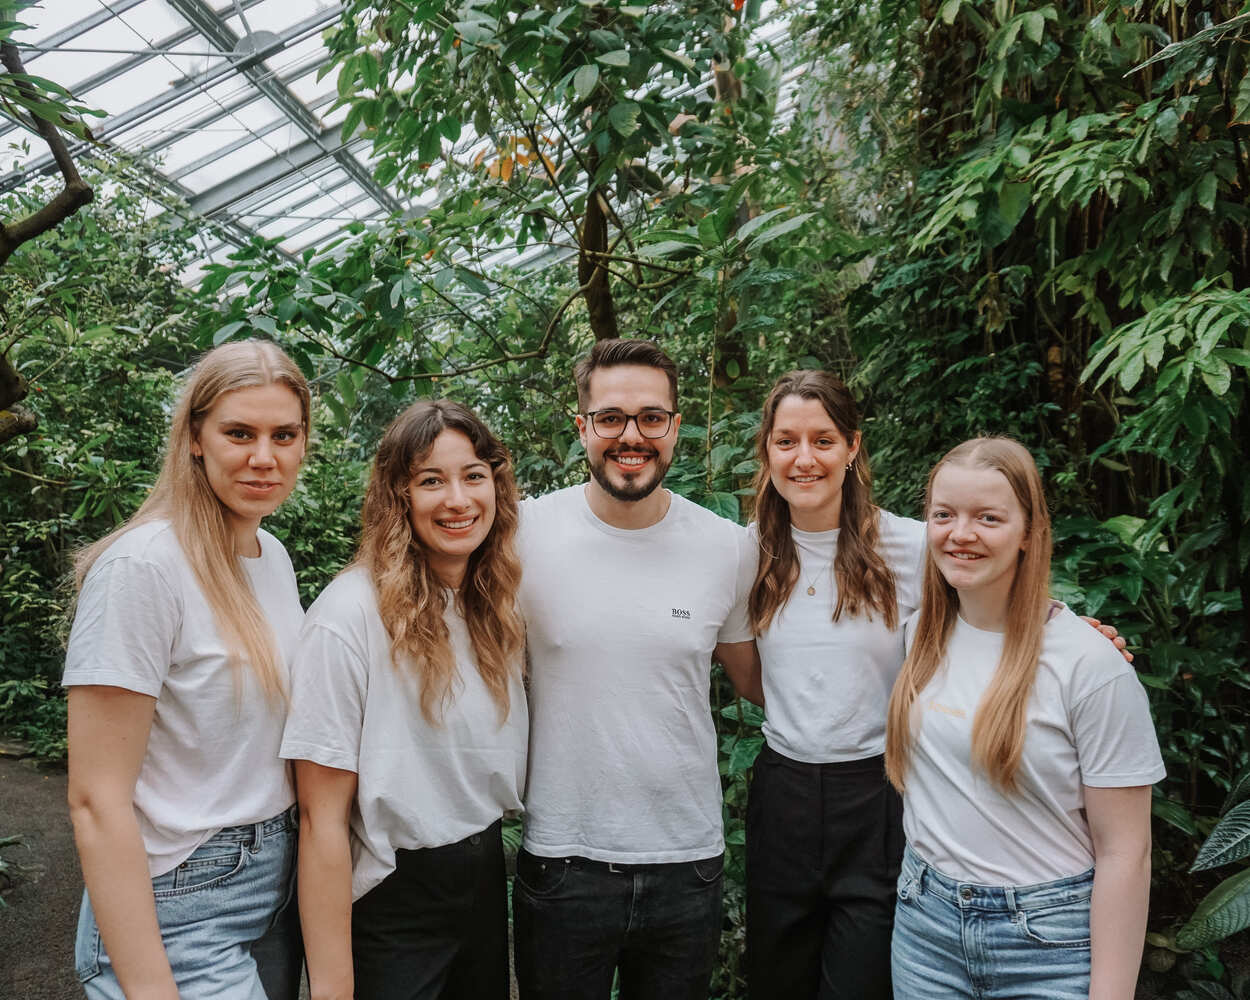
[587,446,672,502]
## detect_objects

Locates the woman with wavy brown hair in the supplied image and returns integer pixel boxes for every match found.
[743,370,925,1000]
[281,399,527,1000]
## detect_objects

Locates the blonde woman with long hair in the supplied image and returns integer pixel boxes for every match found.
[65,340,310,1000]
[885,437,1163,999]
[282,399,526,1000]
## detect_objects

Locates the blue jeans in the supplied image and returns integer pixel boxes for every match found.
[512,849,724,1000]
[75,806,301,1000]
[892,843,1093,999]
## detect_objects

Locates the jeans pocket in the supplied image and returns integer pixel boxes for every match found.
[1018,899,1091,948]
[153,843,248,899]
[692,854,724,884]
[73,896,102,983]
[895,870,920,903]
[515,851,569,897]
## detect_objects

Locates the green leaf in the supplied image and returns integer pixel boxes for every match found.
[726,735,763,774]
[1193,801,1250,871]
[608,100,640,137]
[725,358,741,379]
[1200,359,1232,396]
[938,0,962,24]
[455,267,491,296]
[700,491,740,521]
[336,369,357,409]
[998,181,1031,229]
[1197,172,1218,212]
[597,49,630,67]
[212,320,246,345]
[1153,795,1198,836]
[743,212,815,248]
[573,63,599,101]
[1222,769,1250,815]
[1022,10,1045,43]
[1176,866,1250,949]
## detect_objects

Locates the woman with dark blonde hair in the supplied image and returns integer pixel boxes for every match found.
[744,369,924,1000]
[65,339,310,999]
[282,398,527,1000]
[886,438,1162,999]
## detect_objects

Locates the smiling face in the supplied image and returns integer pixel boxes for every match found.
[927,462,1029,606]
[191,382,306,550]
[576,364,680,504]
[766,394,861,532]
[407,428,497,588]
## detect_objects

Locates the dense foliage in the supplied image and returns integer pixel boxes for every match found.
[2,0,1248,993]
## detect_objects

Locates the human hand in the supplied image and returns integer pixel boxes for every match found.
[1080,616,1133,663]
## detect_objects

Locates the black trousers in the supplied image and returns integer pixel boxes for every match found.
[351,818,509,1000]
[513,849,724,1000]
[745,744,904,1000]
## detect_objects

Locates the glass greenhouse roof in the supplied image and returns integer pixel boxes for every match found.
[1,2,807,283]
[0,0,398,278]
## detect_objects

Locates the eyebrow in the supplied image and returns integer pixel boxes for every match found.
[772,425,838,436]
[414,461,490,475]
[217,419,303,433]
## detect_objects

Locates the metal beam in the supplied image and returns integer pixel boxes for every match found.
[0,8,337,195]
[166,0,402,217]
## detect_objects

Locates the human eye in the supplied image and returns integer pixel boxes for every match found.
[930,509,951,521]
[980,513,1001,524]
[466,470,489,482]
[594,411,625,428]
[274,429,300,443]
[638,410,668,427]
[772,435,794,448]
[225,428,252,441]
[417,475,442,488]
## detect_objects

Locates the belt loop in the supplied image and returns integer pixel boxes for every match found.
[915,859,926,896]
[251,820,264,852]
[1004,885,1017,913]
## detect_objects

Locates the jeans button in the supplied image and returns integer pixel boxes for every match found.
[960,887,973,901]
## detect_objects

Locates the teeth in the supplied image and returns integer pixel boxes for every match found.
[951,553,980,559]
[439,519,474,529]
[616,456,648,466]
[792,475,821,483]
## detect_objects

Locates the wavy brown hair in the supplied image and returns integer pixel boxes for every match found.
[885,437,1052,792]
[75,340,311,704]
[355,399,524,725]
[748,370,898,634]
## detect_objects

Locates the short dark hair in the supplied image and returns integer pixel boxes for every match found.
[573,339,679,410]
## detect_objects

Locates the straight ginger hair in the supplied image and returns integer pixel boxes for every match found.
[748,370,898,634]
[75,340,311,704]
[885,437,1053,793]
[355,399,524,725]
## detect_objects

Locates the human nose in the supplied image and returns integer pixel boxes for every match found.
[617,414,645,443]
[949,515,977,542]
[249,438,276,467]
[443,480,471,510]
[794,441,815,466]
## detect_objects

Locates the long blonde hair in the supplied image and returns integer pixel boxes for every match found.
[75,340,311,704]
[354,399,524,725]
[885,437,1052,792]
[748,370,898,634]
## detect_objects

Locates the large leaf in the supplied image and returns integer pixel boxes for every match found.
[1192,800,1250,871]
[1176,866,1250,949]
[1221,768,1250,815]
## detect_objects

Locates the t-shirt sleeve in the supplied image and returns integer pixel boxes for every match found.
[63,554,180,697]
[280,620,369,773]
[888,514,928,612]
[718,525,758,644]
[1072,671,1166,788]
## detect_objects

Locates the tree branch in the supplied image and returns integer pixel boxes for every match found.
[0,42,95,269]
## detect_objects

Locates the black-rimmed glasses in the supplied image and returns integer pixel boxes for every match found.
[583,408,677,439]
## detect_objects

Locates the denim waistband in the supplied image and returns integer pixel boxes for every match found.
[521,848,722,875]
[204,803,298,848]
[900,843,1092,912]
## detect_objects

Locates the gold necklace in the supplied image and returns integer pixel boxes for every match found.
[803,560,832,596]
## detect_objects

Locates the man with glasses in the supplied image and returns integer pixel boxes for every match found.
[513,338,762,1000]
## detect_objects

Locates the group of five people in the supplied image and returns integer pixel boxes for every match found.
[63,336,1163,1000]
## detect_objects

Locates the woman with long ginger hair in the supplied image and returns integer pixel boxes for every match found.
[65,340,309,999]
[885,437,1163,999]
[282,399,527,1000]
[743,370,925,1000]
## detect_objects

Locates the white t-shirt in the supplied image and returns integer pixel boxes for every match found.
[755,511,925,763]
[62,520,303,877]
[902,606,1166,886]
[518,486,756,863]
[280,566,527,900]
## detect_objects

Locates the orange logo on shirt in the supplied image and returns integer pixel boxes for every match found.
[926,699,966,719]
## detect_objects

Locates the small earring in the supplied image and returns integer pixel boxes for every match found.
[847,460,855,472]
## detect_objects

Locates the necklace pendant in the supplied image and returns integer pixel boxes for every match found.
[807,585,816,596]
